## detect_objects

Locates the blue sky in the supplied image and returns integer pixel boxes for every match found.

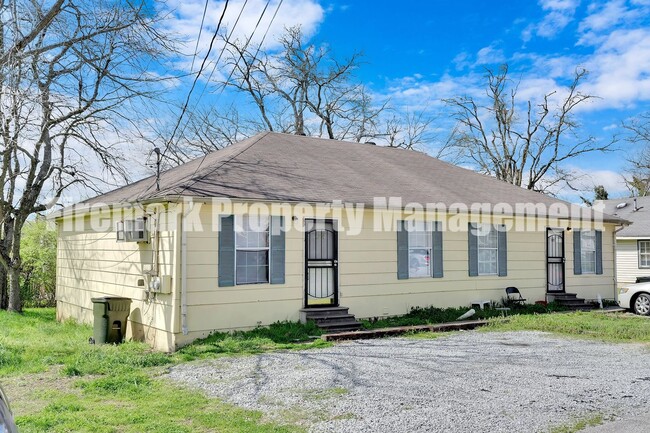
[158,0,650,199]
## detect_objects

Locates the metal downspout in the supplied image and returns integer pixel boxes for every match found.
[613,225,628,302]
[181,203,191,335]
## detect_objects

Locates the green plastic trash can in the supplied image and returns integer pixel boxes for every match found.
[91,297,132,344]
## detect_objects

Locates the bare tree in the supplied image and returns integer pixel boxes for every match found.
[623,113,650,197]
[443,65,612,193]
[220,26,386,141]
[0,0,175,311]
[157,106,265,166]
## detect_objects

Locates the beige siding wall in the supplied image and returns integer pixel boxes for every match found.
[182,204,618,338]
[181,203,303,341]
[616,238,650,287]
[56,206,179,352]
[56,200,618,350]
[563,225,617,301]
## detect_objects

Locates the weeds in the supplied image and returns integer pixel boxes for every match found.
[361,302,569,330]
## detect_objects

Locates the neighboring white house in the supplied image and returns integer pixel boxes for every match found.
[53,132,625,351]
[596,196,650,287]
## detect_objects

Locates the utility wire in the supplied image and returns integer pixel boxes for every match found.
[217,0,270,92]
[136,0,231,200]
[159,0,230,161]
[195,0,251,103]
[172,0,284,200]
[190,0,211,74]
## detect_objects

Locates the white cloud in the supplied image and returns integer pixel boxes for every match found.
[581,28,650,109]
[568,167,629,196]
[474,44,506,66]
[160,0,325,72]
[453,51,471,70]
[577,0,648,45]
[523,0,580,41]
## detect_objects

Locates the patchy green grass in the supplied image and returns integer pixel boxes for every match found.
[177,320,329,361]
[361,303,568,330]
[548,414,605,433]
[0,309,322,433]
[16,378,301,433]
[486,311,650,343]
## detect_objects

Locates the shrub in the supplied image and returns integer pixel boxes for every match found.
[20,217,57,307]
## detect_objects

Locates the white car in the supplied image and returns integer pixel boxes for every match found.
[619,282,650,315]
[0,385,17,433]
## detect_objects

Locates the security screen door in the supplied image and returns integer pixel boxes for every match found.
[547,228,565,293]
[304,219,338,307]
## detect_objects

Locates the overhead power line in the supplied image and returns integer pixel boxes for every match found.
[172,0,285,200]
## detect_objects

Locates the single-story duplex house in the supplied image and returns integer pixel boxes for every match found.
[596,196,650,287]
[54,132,625,351]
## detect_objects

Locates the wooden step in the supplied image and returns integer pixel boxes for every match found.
[321,320,490,341]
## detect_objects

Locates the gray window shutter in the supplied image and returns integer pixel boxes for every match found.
[497,224,508,277]
[218,215,235,287]
[432,221,443,278]
[468,223,478,277]
[270,216,285,284]
[573,230,582,275]
[595,230,603,275]
[397,220,409,280]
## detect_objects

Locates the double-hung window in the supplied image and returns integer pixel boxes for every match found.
[468,223,507,277]
[235,215,270,284]
[476,224,499,276]
[580,230,597,274]
[639,240,650,269]
[573,229,602,275]
[397,220,443,280]
[408,221,432,278]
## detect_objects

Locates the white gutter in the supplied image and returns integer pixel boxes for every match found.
[181,202,192,335]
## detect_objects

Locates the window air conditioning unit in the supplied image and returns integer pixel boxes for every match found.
[116,217,149,243]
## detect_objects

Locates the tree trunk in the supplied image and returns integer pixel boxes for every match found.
[7,265,21,312]
[7,222,22,312]
[0,266,7,309]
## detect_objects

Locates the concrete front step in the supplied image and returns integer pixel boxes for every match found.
[558,298,589,305]
[322,324,365,333]
[316,318,362,329]
[552,293,578,299]
[548,293,595,311]
[300,306,362,332]
[299,307,350,321]
[308,314,354,323]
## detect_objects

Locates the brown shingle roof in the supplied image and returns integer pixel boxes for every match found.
[79,132,624,223]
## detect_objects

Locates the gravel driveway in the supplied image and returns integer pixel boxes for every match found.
[167,331,650,433]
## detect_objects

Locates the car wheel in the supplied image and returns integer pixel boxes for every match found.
[633,293,650,316]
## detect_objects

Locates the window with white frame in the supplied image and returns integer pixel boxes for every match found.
[640,240,650,268]
[477,224,498,275]
[580,230,597,274]
[408,221,432,278]
[235,215,270,284]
